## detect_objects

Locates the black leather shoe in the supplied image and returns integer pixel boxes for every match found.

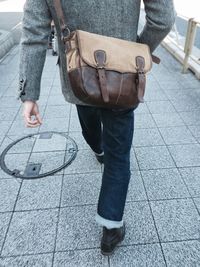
[101,223,125,256]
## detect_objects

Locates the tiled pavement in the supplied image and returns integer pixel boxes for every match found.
[0,44,200,267]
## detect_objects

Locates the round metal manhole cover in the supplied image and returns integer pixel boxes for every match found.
[0,132,78,179]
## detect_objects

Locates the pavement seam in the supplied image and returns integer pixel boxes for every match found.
[0,180,23,257]
[51,128,70,267]
[153,117,200,217]
[134,121,169,266]
[1,238,200,260]
[139,169,168,267]
[0,196,197,215]
[149,112,200,217]
[178,171,200,217]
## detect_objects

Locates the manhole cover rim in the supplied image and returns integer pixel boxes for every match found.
[0,131,78,180]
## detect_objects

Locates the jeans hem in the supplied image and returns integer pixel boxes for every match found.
[95,213,123,229]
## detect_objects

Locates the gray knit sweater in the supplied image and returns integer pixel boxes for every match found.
[18,0,176,104]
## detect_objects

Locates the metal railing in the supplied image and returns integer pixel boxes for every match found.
[162,14,200,79]
[182,17,200,73]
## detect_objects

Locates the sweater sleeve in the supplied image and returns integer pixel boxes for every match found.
[18,0,52,102]
[138,0,176,52]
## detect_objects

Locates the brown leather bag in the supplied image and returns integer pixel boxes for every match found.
[54,0,160,108]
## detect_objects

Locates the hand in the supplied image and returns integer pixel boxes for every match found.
[22,100,42,128]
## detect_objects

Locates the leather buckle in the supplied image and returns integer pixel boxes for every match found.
[61,26,71,43]
[96,65,105,69]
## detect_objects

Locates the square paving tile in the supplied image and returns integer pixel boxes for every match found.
[188,125,200,138]
[153,72,174,82]
[4,135,35,154]
[146,101,176,114]
[134,102,149,114]
[135,146,175,170]
[64,149,101,175]
[0,136,5,148]
[68,131,88,150]
[70,105,79,118]
[179,77,200,89]
[152,113,185,127]
[123,202,159,245]
[150,199,200,242]
[54,249,109,267]
[39,118,69,133]
[0,253,53,267]
[32,133,67,152]
[61,173,101,207]
[162,240,200,267]
[2,209,58,256]
[0,213,12,251]
[49,86,62,95]
[168,144,200,167]
[0,107,19,121]
[109,243,165,267]
[145,89,168,101]
[159,126,197,145]
[0,168,14,179]
[158,81,183,91]
[171,99,200,112]
[193,198,200,214]
[179,111,200,126]
[15,175,62,211]
[146,81,161,91]
[179,167,200,197]
[39,85,52,96]
[47,95,67,106]
[69,117,82,132]
[164,89,196,101]
[41,75,53,85]
[0,85,8,97]
[0,96,21,108]
[0,136,11,155]
[133,128,164,147]
[134,114,157,129]
[36,95,49,106]
[130,149,139,170]
[141,169,190,200]
[28,151,65,175]
[3,84,18,97]
[0,179,21,212]
[127,171,147,202]
[56,205,101,251]
[4,152,28,176]
[8,119,39,135]
[0,121,13,135]
[43,104,70,119]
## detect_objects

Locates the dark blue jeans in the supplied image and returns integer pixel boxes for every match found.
[76,105,134,223]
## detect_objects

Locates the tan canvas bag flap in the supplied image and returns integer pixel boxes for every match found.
[76,30,152,74]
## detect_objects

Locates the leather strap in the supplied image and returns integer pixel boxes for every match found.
[53,0,71,42]
[94,50,109,103]
[152,55,161,64]
[97,69,109,103]
[136,56,146,103]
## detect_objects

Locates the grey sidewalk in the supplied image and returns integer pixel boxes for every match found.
[0,44,200,267]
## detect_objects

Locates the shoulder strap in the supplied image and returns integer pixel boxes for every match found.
[53,0,160,63]
[53,0,71,39]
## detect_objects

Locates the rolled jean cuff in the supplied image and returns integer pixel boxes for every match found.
[95,213,123,229]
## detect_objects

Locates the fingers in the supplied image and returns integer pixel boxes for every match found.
[22,101,43,128]
[35,112,43,125]
[23,113,42,128]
